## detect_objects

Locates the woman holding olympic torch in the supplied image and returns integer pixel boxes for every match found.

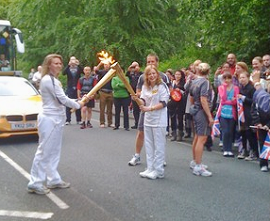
[134,65,169,180]
[27,54,87,195]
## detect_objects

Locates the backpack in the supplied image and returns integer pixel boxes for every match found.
[253,88,270,116]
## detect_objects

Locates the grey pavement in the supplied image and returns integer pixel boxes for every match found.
[0,112,269,221]
[93,100,228,153]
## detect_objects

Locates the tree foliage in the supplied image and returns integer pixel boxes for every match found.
[1,0,269,75]
[5,0,182,70]
[176,0,270,66]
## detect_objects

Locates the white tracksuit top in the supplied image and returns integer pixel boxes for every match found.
[40,74,80,115]
[141,82,169,127]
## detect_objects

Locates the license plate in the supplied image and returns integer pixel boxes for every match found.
[11,122,37,130]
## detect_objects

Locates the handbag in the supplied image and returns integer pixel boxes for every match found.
[170,89,182,102]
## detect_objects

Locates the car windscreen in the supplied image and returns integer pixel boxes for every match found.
[0,79,38,96]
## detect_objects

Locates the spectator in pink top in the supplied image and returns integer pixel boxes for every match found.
[217,72,239,157]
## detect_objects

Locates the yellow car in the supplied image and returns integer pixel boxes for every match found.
[0,75,42,138]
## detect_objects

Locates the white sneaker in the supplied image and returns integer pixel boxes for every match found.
[227,151,234,157]
[223,151,234,157]
[219,141,223,147]
[47,181,70,189]
[146,170,164,180]
[244,155,257,161]
[139,169,152,178]
[189,160,208,170]
[193,165,212,177]
[261,166,269,172]
[27,185,50,195]
[128,155,141,166]
[223,151,228,156]
[237,151,245,159]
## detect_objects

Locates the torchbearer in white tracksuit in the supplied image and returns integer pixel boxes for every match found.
[27,54,88,195]
[134,65,169,180]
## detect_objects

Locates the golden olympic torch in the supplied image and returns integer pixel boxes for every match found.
[80,68,116,103]
[70,68,116,113]
[71,51,142,112]
[111,62,143,106]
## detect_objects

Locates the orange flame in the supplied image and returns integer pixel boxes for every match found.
[98,51,115,64]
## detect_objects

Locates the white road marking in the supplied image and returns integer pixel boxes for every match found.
[46,192,69,209]
[0,150,30,180]
[0,210,53,219]
[0,150,69,210]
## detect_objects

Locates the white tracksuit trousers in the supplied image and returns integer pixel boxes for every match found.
[28,113,65,188]
[144,126,166,175]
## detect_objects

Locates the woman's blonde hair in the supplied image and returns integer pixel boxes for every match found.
[252,56,263,64]
[198,63,210,75]
[41,54,63,78]
[144,65,162,88]
[236,61,249,73]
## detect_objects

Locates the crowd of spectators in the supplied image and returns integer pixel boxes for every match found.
[40,53,270,174]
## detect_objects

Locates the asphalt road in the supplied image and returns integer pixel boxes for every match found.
[0,111,269,221]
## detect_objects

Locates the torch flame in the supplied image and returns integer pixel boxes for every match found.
[98,50,115,65]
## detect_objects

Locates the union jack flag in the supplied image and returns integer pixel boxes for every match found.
[237,98,245,123]
[237,97,245,123]
[260,132,270,160]
[235,136,243,153]
[211,114,220,140]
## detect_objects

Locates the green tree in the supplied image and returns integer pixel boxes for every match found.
[176,0,270,66]
[0,0,11,19]
[7,0,183,71]
[2,0,270,76]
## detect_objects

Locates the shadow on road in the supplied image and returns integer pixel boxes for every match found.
[0,134,38,145]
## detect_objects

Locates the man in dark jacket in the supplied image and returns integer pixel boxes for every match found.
[126,61,143,129]
[63,56,84,125]
[251,83,270,172]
